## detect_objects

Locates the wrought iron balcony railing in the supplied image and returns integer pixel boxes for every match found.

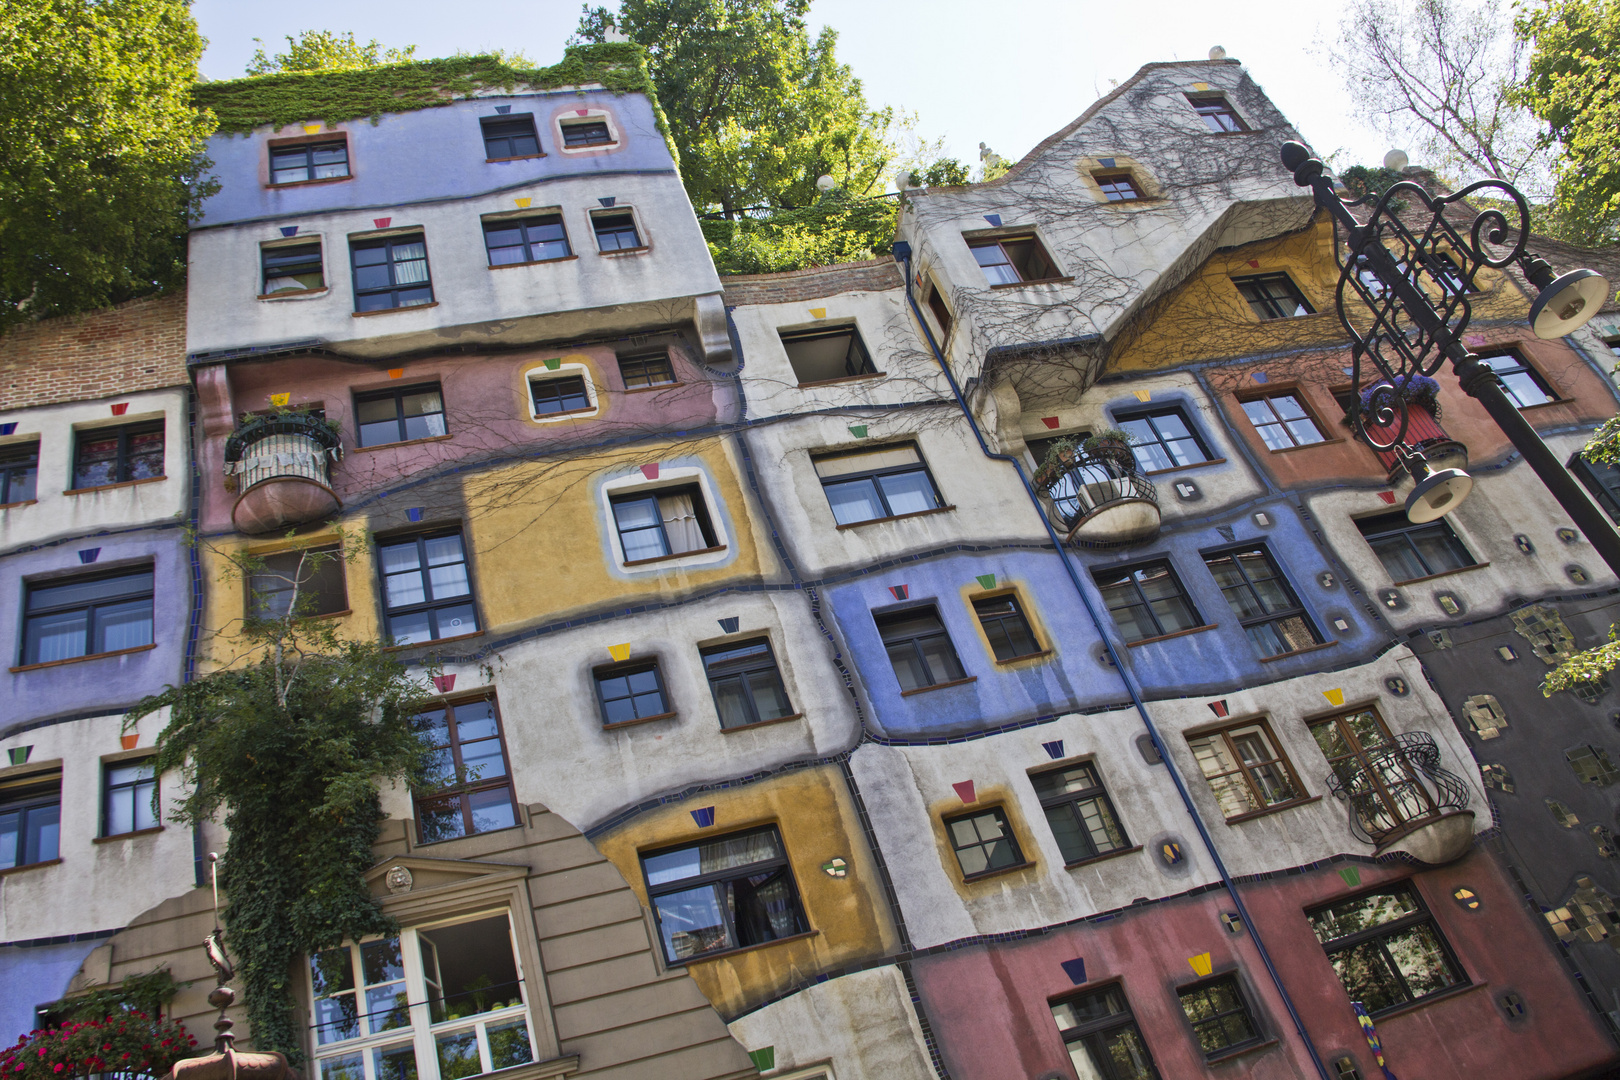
[1324,730,1471,852]
[1036,450,1161,548]
[224,412,343,534]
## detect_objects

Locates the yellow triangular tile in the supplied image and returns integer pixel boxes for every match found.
[608,643,632,662]
[515,197,532,208]
[269,393,290,407]
[1134,389,1151,402]
[1323,688,1345,707]
[303,123,322,134]
[809,307,827,319]
[1188,952,1212,977]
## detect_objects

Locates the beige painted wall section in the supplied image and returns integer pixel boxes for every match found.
[727,965,935,1080]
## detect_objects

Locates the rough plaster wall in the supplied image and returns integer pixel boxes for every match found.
[725,965,933,1080]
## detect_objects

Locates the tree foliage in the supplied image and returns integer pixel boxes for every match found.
[246,29,417,75]
[0,0,215,331]
[702,189,896,273]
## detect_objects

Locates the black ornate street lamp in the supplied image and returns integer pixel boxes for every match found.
[1278,141,1620,577]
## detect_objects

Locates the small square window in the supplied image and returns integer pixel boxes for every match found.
[480,114,540,160]
[1308,883,1467,1014]
[618,350,676,389]
[1479,352,1555,408]
[1187,96,1248,133]
[973,594,1042,661]
[641,825,807,963]
[270,138,349,185]
[0,771,61,869]
[1188,719,1306,819]
[247,546,348,621]
[354,384,446,447]
[104,758,157,837]
[592,211,642,252]
[561,118,614,148]
[1178,975,1261,1056]
[609,483,721,563]
[1092,560,1203,643]
[594,659,672,726]
[1355,510,1476,583]
[377,529,478,645]
[350,232,433,312]
[1232,273,1315,320]
[945,806,1025,877]
[529,374,593,417]
[1240,392,1326,451]
[261,241,325,295]
[484,214,571,266]
[0,441,39,504]
[701,637,794,729]
[1095,173,1144,201]
[1428,251,1475,294]
[780,325,878,384]
[1050,985,1158,1078]
[877,605,967,691]
[22,567,155,666]
[1115,407,1211,472]
[968,235,1059,285]
[1201,545,1322,658]
[73,421,164,489]
[1030,762,1130,864]
[812,443,944,525]
[412,697,517,842]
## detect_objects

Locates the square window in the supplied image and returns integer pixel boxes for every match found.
[377,529,478,646]
[1178,975,1261,1056]
[1571,453,1620,522]
[1355,510,1476,583]
[642,825,808,963]
[812,443,943,525]
[261,241,325,295]
[1187,95,1248,133]
[700,637,794,729]
[1479,352,1555,408]
[22,567,155,666]
[0,771,61,869]
[1239,392,1326,451]
[618,350,676,389]
[1232,273,1315,320]
[1095,173,1144,201]
[945,806,1025,877]
[0,441,38,504]
[968,235,1059,285]
[1310,707,1439,842]
[594,659,672,726]
[247,546,349,621]
[1050,985,1159,1080]
[561,118,614,148]
[104,757,157,836]
[926,281,953,338]
[480,114,540,159]
[1201,545,1321,658]
[1092,560,1203,643]
[876,605,967,691]
[354,384,447,448]
[780,325,878,384]
[592,211,642,252]
[271,138,349,185]
[1030,762,1130,864]
[350,232,434,312]
[73,421,164,489]
[483,214,571,266]
[412,697,517,843]
[1114,407,1211,472]
[1308,883,1467,1014]
[1188,720,1306,819]
[973,594,1042,661]
[610,483,720,564]
[528,374,592,417]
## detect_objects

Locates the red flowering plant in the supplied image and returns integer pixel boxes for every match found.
[0,1011,199,1080]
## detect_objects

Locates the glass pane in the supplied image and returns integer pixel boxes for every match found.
[28,804,58,863]
[709,673,753,729]
[613,497,661,530]
[361,938,403,985]
[417,794,467,843]
[25,610,88,664]
[384,570,427,609]
[485,226,523,249]
[452,700,498,740]
[1369,536,1427,582]
[1045,803,1094,863]
[824,478,886,525]
[387,610,433,646]
[1032,765,1099,800]
[877,471,939,516]
[1500,370,1552,407]
[435,1031,482,1080]
[1310,887,1421,942]
[886,642,930,691]
[1327,940,1410,1012]
[1410,529,1470,575]
[1386,922,1462,997]
[745,669,793,720]
[1285,417,1325,445]
[379,542,421,573]
[428,562,471,599]
[467,787,517,834]
[95,598,153,653]
[313,992,359,1045]
[488,1020,533,1070]
[317,1053,364,1080]
[654,883,732,960]
[372,1044,417,1080]
[433,603,478,637]
[919,635,966,682]
[403,390,443,418]
[364,984,409,1033]
[107,789,135,836]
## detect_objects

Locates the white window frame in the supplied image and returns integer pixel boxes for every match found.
[523,362,600,424]
[554,108,621,153]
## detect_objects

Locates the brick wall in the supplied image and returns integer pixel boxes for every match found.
[0,293,188,412]
[721,258,903,307]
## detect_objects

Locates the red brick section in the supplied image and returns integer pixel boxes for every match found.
[722,258,903,306]
[0,293,189,413]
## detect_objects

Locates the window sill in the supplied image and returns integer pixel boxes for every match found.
[1391,561,1490,587]
[1257,640,1339,663]
[482,1055,580,1080]
[602,711,679,731]
[491,255,579,270]
[94,826,164,844]
[411,821,525,849]
[993,648,1053,666]
[597,245,649,257]
[1143,458,1227,477]
[672,928,819,968]
[485,153,547,164]
[0,499,37,510]
[257,287,329,301]
[12,643,157,673]
[1364,980,1483,1021]
[623,382,681,394]
[1204,1038,1280,1066]
[1064,844,1143,870]
[719,712,804,733]
[900,676,978,697]
[0,858,62,878]
[796,371,887,389]
[1266,437,1346,454]
[1519,397,1577,412]
[961,860,1035,884]
[1124,623,1218,648]
[353,302,440,318]
[989,276,1075,290]
[382,630,485,653]
[529,406,599,422]
[353,433,454,454]
[266,175,353,190]
[622,544,727,568]
[1221,795,1323,825]
[64,476,167,495]
[835,505,956,530]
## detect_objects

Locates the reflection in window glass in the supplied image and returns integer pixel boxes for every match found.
[1093,561,1201,642]
[1050,986,1158,1080]
[594,661,670,725]
[412,698,516,843]
[1355,511,1475,583]
[1031,764,1130,865]
[1116,409,1210,472]
[641,826,808,963]
[378,531,478,646]
[700,638,793,729]
[814,444,942,525]
[1189,722,1303,819]
[876,606,967,690]
[1241,394,1325,451]
[1481,353,1555,408]
[1308,884,1466,1014]
[23,569,154,666]
[1178,976,1260,1056]
[946,807,1024,877]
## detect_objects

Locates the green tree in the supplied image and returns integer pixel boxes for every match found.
[0,0,215,331]
[246,29,417,75]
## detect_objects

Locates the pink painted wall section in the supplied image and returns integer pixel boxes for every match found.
[914,853,1613,1080]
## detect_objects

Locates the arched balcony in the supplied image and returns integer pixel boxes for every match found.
[1037,449,1161,548]
[1323,730,1475,865]
[225,412,343,535]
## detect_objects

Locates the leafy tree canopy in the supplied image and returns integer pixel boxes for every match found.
[0,0,215,331]
[246,29,417,75]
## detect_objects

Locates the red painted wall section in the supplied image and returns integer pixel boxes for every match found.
[913,853,1612,1080]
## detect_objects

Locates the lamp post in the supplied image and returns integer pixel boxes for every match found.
[1277,141,1620,578]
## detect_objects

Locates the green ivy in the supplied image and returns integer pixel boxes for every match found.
[703,190,897,274]
[47,969,182,1022]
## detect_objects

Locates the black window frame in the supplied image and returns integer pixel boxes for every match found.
[269,138,349,186]
[926,281,953,338]
[0,772,62,870]
[593,658,674,727]
[875,604,968,691]
[482,213,572,267]
[1478,351,1557,408]
[811,442,944,526]
[699,637,795,730]
[1572,452,1620,522]
[1187,95,1249,133]
[1113,406,1213,472]
[1232,273,1316,320]
[1030,761,1131,866]
[1238,391,1327,451]
[1307,882,1468,1016]
[103,756,158,837]
[246,545,349,622]
[973,593,1043,661]
[967,234,1060,285]
[608,482,721,564]
[349,232,434,312]
[528,373,593,417]
[618,350,677,389]
[260,240,325,296]
[480,114,541,160]
[1200,544,1323,658]
[353,383,447,448]
[1092,559,1204,643]
[779,324,879,385]
[1050,983,1161,1080]
[375,528,480,646]
[1177,974,1263,1058]
[591,210,643,252]
[0,440,39,505]
[560,118,614,148]
[411,695,519,844]
[1095,173,1144,201]
[21,566,156,667]
[943,805,1026,879]
[72,420,165,489]
[1355,510,1476,583]
[640,824,809,965]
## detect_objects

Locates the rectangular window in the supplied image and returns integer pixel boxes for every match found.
[610,484,719,563]
[877,605,967,691]
[528,375,591,416]
[1115,408,1211,472]
[1188,95,1248,133]
[247,546,349,621]
[1095,173,1143,201]
[1201,545,1321,658]
[1050,985,1159,1080]
[308,914,535,1080]
[1355,510,1475,582]
[1233,273,1315,320]
[480,115,540,159]
[1428,251,1473,293]
[1188,720,1305,819]
[594,660,672,726]
[618,350,676,389]
[561,118,613,147]
[1178,975,1261,1056]
[413,697,517,843]
[1480,352,1555,408]
[968,235,1058,285]
[0,441,38,504]
[262,241,325,295]
[1310,707,1437,839]
[350,233,433,312]
[104,758,157,836]
[271,139,349,185]
[700,638,794,729]
[0,771,61,869]
[780,325,878,384]
[73,421,164,489]
[377,530,479,645]
[812,443,943,525]
[1093,560,1202,643]
[1240,392,1325,451]
[926,281,952,338]
[1308,884,1466,1015]
[974,594,1042,661]
[483,214,570,266]
[1031,763,1130,865]
[22,567,155,666]
[592,211,642,251]
[354,384,447,447]
[946,806,1025,878]
[642,825,808,964]
[1572,453,1620,522]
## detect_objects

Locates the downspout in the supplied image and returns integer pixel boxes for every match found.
[894,243,1332,1080]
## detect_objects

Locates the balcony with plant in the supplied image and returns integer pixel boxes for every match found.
[224,409,344,534]
[1032,430,1160,548]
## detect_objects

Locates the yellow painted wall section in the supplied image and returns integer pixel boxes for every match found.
[593,765,901,1018]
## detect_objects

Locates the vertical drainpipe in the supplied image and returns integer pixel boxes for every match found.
[893,243,1332,1080]
[184,386,209,888]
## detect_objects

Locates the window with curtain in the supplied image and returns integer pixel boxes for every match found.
[73,421,165,489]
[699,638,794,729]
[104,759,157,837]
[609,484,720,563]
[377,530,478,645]
[22,567,154,666]
[350,233,434,311]
[640,826,808,964]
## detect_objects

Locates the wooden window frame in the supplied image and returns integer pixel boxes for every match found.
[966,234,1062,285]
[876,604,968,691]
[72,420,165,489]
[1200,543,1323,658]
[247,544,349,621]
[102,756,158,838]
[811,442,945,526]
[943,805,1028,880]
[269,137,350,186]
[639,824,809,966]
[1050,983,1161,1079]
[699,637,795,730]
[1187,95,1249,133]
[1092,559,1205,643]
[411,694,519,843]
[0,770,62,870]
[1187,718,1311,821]
[972,593,1044,662]
[590,209,643,253]
[1176,973,1264,1057]
[1477,350,1558,408]
[479,114,541,160]
[1112,406,1213,472]
[593,658,674,727]
[1094,173,1145,201]
[353,383,447,448]
[1029,761,1132,865]
[21,565,155,667]
[1236,389,1329,451]
[0,440,38,504]
[779,324,880,385]
[349,232,434,312]
[1354,510,1477,583]
[1307,882,1468,1016]
[617,350,676,390]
